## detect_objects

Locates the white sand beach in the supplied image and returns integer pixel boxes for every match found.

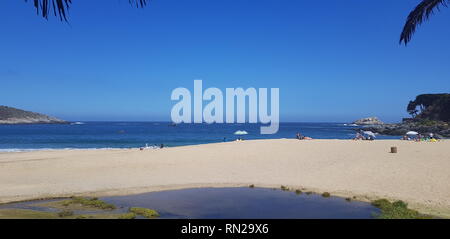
[0,139,449,217]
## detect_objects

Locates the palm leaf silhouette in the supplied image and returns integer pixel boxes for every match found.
[25,0,148,21]
[400,0,449,45]
[24,0,448,46]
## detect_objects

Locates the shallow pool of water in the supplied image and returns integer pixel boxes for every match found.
[102,187,379,219]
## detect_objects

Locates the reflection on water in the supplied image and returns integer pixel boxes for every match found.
[102,187,379,219]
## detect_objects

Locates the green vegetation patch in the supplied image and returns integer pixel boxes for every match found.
[0,209,59,219]
[371,199,432,219]
[117,212,137,219]
[0,208,140,219]
[38,197,116,211]
[129,207,160,218]
[58,210,74,217]
[280,185,289,191]
[0,200,150,219]
[67,197,116,210]
[321,192,331,198]
[72,213,137,219]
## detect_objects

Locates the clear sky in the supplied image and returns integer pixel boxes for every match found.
[1,0,449,122]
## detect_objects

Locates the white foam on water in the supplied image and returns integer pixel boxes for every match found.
[0,147,142,152]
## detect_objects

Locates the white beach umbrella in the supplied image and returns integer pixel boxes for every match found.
[406,131,419,135]
[363,131,376,138]
[234,130,248,135]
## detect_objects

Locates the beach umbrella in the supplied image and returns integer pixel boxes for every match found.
[406,131,419,135]
[363,131,376,138]
[234,130,248,135]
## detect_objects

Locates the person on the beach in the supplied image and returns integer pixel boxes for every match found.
[416,134,422,142]
[296,133,304,140]
[354,132,363,140]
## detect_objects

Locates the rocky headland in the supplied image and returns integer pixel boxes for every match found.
[353,94,450,138]
[0,106,67,124]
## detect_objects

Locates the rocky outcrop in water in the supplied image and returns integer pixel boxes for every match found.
[353,117,384,125]
[360,120,449,138]
[0,106,67,124]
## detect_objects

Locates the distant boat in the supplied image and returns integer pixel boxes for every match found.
[169,122,178,127]
[234,130,248,135]
[70,122,84,125]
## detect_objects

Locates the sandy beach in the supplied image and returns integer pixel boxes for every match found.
[0,139,449,217]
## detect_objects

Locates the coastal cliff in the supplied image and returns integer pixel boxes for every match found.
[0,106,67,124]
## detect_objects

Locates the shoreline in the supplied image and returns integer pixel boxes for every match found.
[1,139,449,217]
[0,138,406,153]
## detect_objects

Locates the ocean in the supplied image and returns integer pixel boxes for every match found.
[0,122,398,151]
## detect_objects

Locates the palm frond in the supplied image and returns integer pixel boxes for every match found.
[129,0,148,8]
[24,0,148,21]
[400,0,449,45]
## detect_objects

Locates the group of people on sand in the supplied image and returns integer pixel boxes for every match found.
[296,132,312,140]
[353,132,375,140]
[402,133,439,142]
[139,143,164,151]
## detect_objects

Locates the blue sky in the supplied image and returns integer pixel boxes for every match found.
[1,0,449,122]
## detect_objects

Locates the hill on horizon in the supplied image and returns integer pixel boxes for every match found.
[0,105,67,124]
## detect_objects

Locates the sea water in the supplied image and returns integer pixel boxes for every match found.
[0,122,398,151]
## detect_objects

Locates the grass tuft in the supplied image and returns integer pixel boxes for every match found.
[280,185,289,191]
[0,209,59,219]
[118,212,136,219]
[295,189,302,195]
[75,215,92,219]
[58,210,74,217]
[321,192,331,198]
[65,197,116,210]
[371,199,432,219]
[129,207,160,218]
